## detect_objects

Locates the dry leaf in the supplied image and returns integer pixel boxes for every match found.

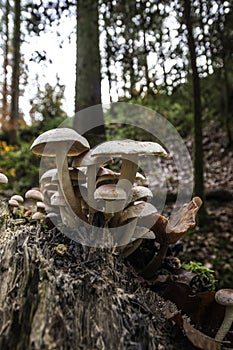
[167,311,221,350]
[166,197,202,244]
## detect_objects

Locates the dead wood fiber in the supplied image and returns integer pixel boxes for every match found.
[0,203,196,350]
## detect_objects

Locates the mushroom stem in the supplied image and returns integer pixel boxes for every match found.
[215,306,233,341]
[121,238,143,258]
[139,244,169,280]
[56,147,86,221]
[87,164,96,223]
[117,157,138,197]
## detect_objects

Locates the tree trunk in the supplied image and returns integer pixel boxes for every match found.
[2,0,10,133]
[74,0,106,147]
[183,0,207,221]
[0,203,195,350]
[9,0,21,145]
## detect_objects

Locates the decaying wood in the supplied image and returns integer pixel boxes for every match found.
[0,203,196,350]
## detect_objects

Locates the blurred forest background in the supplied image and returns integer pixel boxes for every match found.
[0,1,232,286]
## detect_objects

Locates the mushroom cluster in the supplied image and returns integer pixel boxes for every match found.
[8,188,46,221]
[30,128,169,249]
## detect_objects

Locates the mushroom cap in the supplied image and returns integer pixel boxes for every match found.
[50,192,66,207]
[32,211,45,220]
[120,202,157,223]
[96,173,119,187]
[10,194,24,203]
[30,128,90,157]
[97,167,116,177]
[25,189,43,202]
[215,289,233,306]
[37,201,46,210]
[40,169,57,183]
[129,186,153,203]
[91,139,167,158]
[8,198,19,207]
[72,149,111,167]
[132,226,155,240]
[94,184,127,201]
[0,173,8,184]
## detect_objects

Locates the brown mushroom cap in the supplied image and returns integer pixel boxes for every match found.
[30,128,90,157]
[215,289,233,306]
[120,202,157,224]
[96,173,119,187]
[0,173,8,184]
[128,186,153,203]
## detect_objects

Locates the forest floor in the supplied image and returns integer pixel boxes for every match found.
[157,120,233,289]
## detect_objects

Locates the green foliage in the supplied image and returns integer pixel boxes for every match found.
[0,141,39,194]
[182,261,217,291]
[0,78,69,194]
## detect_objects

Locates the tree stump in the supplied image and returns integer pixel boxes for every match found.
[0,203,196,350]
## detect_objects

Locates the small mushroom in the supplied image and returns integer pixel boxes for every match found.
[10,194,24,203]
[127,186,153,205]
[32,211,45,221]
[94,184,127,223]
[37,201,46,213]
[0,173,8,185]
[215,289,233,341]
[25,189,43,212]
[120,202,157,224]
[8,198,19,215]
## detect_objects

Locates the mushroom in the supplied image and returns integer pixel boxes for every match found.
[25,189,43,213]
[91,139,167,207]
[10,194,24,204]
[40,168,57,193]
[120,202,157,225]
[127,186,153,206]
[50,190,77,227]
[94,184,127,223]
[215,289,233,341]
[120,227,155,258]
[0,173,8,185]
[36,201,46,213]
[72,149,111,222]
[8,198,19,215]
[96,172,119,188]
[32,211,45,221]
[111,202,157,246]
[30,128,90,221]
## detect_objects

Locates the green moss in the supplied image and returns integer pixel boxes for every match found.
[182,261,217,291]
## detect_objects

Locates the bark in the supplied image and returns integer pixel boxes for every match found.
[183,0,207,220]
[9,0,21,145]
[0,203,195,350]
[74,0,106,147]
[2,0,10,133]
